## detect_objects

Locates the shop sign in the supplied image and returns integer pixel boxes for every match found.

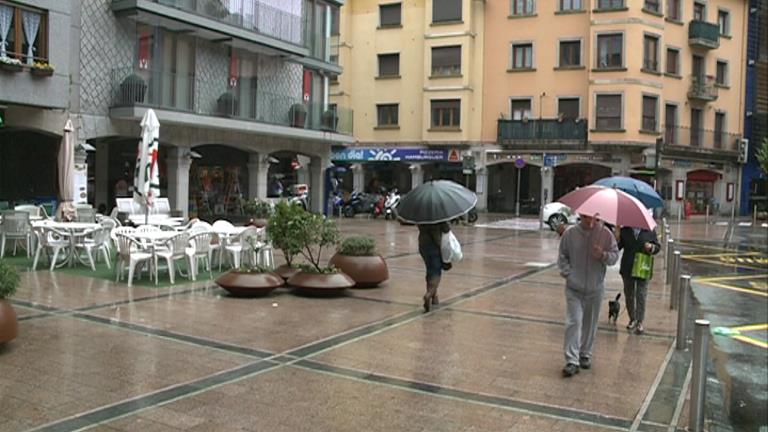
[573,154,622,164]
[331,148,449,162]
[543,154,568,167]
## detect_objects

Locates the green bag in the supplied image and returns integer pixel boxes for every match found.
[631,252,654,280]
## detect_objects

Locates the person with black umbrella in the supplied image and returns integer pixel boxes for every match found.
[396,180,477,313]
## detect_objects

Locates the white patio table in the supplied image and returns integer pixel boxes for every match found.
[32,221,101,268]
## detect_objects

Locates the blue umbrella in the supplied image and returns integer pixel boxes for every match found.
[593,176,663,209]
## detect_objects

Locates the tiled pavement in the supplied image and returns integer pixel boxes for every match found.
[1,219,689,432]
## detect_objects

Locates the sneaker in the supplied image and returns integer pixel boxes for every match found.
[626,320,637,330]
[635,322,645,334]
[579,356,591,370]
[562,363,580,377]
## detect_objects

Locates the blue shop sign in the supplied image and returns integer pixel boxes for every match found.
[332,148,449,162]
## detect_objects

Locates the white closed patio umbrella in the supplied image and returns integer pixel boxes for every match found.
[57,119,76,221]
[133,109,160,224]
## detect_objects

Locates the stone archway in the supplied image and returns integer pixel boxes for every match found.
[0,127,60,207]
[189,144,250,220]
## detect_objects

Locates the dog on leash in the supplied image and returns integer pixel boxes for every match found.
[608,293,621,324]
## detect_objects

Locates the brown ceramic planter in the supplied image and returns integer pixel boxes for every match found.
[0,63,22,73]
[275,264,301,281]
[329,254,389,288]
[0,300,18,344]
[215,271,284,297]
[30,68,54,77]
[287,271,354,295]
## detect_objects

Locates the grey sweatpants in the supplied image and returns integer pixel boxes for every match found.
[564,287,604,365]
[622,275,649,323]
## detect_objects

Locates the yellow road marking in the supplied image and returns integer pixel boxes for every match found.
[732,335,768,349]
[696,281,768,297]
[697,274,768,282]
[684,256,767,271]
[732,323,768,332]
[685,251,762,258]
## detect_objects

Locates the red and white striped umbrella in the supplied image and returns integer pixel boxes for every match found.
[557,185,657,230]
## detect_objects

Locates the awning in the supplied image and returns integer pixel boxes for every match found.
[687,169,721,182]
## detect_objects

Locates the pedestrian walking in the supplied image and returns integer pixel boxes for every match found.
[616,226,660,334]
[418,222,451,312]
[558,214,619,377]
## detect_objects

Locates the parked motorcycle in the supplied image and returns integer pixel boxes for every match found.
[344,190,380,218]
[384,189,401,220]
[371,195,386,218]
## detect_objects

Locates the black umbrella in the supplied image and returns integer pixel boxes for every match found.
[397,180,477,224]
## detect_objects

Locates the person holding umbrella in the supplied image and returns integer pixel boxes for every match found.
[615,226,660,334]
[396,180,477,313]
[557,213,619,377]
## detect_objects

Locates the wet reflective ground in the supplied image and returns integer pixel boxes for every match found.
[1,218,700,431]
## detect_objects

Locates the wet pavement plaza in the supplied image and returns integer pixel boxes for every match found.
[1,217,763,431]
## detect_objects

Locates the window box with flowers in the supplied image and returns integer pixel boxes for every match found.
[0,56,23,73]
[30,62,54,77]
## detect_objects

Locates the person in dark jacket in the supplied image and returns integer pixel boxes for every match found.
[418,222,451,312]
[616,226,661,334]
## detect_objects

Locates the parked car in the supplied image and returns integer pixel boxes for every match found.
[542,202,578,231]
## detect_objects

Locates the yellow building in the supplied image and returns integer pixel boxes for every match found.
[332,0,484,193]
[333,0,747,217]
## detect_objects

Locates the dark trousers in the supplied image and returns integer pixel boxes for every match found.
[622,275,649,323]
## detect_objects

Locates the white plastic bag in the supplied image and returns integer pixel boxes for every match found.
[440,231,463,263]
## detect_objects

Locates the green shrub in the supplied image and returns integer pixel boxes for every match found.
[337,236,377,256]
[267,200,306,267]
[293,213,340,272]
[243,199,272,219]
[0,260,20,299]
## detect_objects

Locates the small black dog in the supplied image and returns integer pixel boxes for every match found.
[608,293,622,324]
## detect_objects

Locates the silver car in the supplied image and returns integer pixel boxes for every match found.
[542,202,578,230]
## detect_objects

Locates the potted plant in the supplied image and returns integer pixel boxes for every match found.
[119,73,147,104]
[215,264,284,297]
[289,103,307,128]
[267,200,305,280]
[329,235,389,288]
[0,56,23,73]
[243,198,272,228]
[0,260,19,344]
[286,212,354,294]
[217,91,238,117]
[30,61,54,77]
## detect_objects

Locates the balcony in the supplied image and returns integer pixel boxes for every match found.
[688,75,719,102]
[110,67,353,136]
[688,20,720,49]
[111,0,307,57]
[662,125,741,161]
[497,119,588,150]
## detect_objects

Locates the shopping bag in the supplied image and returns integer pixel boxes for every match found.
[440,231,463,264]
[631,252,654,280]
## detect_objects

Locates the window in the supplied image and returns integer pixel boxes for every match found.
[597,34,623,68]
[432,45,461,76]
[560,0,582,11]
[559,40,581,67]
[643,35,659,72]
[330,6,340,35]
[644,0,659,13]
[558,98,580,119]
[690,108,703,146]
[597,0,624,9]
[378,53,400,77]
[693,2,705,21]
[511,43,533,69]
[642,95,658,131]
[511,0,535,16]
[431,99,461,128]
[667,0,681,20]
[380,3,401,27]
[377,104,399,126]
[666,48,680,75]
[433,0,462,23]
[0,2,47,64]
[718,10,730,35]
[595,94,622,130]
[511,99,532,120]
[716,61,728,85]
[714,112,725,148]
[665,104,677,144]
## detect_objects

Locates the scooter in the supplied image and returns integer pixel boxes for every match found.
[383,189,401,220]
[371,195,386,218]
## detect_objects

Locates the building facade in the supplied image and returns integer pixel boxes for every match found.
[0,0,350,217]
[331,0,484,194]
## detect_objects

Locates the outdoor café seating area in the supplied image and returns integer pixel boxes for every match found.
[0,200,273,286]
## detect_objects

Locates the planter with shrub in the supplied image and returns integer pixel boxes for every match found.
[267,200,305,280]
[0,260,19,344]
[289,103,307,128]
[329,236,388,288]
[0,56,22,73]
[243,199,272,228]
[119,73,147,104]
[216,264,284,297]
[30,61,54,77]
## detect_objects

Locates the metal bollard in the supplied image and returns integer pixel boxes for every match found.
[666,239,676,283]
[754,204,758,227]
[705,205,709,223]
[670,251,682,310]
[676,275,691,350]
[690,319,711,432]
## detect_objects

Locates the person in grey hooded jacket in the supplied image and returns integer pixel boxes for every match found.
[557,214,619,377]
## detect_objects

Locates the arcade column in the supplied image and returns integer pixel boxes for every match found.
[166,147,192,218]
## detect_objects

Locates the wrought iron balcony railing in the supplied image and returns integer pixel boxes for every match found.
[497,119,588,149]
[663,124,740,150]
[688,75,719,101]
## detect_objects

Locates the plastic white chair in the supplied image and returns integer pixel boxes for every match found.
[154,232,191,284]
[14,204,41,218]
[75,207,97,223]
[114,233,153,286]
[111,226,136,252]
[75,227,112,271]
[31,226,70,271]
[136,225,161,233]
[186,231,214,281]
[223,226,260,269]
[254,228,275,270]
[1,211,32,258]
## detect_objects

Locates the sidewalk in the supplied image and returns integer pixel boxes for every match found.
[1,219,687,431]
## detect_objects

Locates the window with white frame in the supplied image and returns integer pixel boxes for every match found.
[433,0,462,23]
[644,0,659,13]
[511,43,533,69]
[642,95,658,131]
[559,40,581,67]
[643,34,660,72]
[431,99,461,128]
[693,2,705,21]
[0,1,48,64]
[714,111,726,148]
[716,60,728,85]
[597,33,623,68]
[558,98,579,119]
[667,0,681,20]
[431,45,461,76]
[377,104,399,126]
[595,94,622,130]
[510,99,532,120]
[664,103,677,144]
[380,3,402,27]
[511,0,535,16]
[559,0,582,11]
[666,48,680,75]
[378,53,400,77]
[597,0,623,10]
[718,10,730,35]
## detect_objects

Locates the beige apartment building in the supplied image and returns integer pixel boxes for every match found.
[333,0,747,217]
[331,0,485,195]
